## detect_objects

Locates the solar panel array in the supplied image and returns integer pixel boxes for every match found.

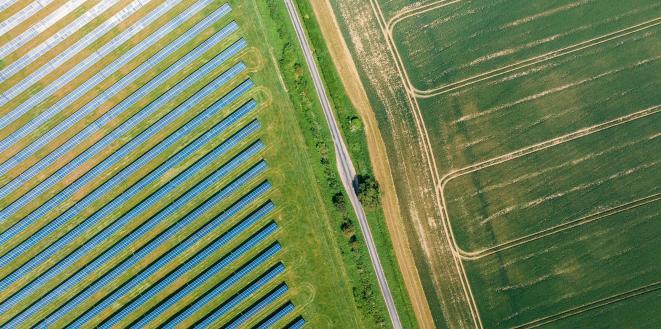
[0,1,302,327]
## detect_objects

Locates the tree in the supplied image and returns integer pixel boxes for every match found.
[355,174,381,208]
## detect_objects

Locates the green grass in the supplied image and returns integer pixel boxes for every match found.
[292,1,419,328]
[251,0,416,326]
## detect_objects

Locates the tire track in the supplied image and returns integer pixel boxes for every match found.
[439,105,660,191]
[368,0,484,327]
[514,281,661,328]
[458,193,661,260]
[415,17,661,97]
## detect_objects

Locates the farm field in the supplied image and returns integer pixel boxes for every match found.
[444,115,659,252]
[0,0,374,327]
[329,0,661,327]
[393,0,661,91]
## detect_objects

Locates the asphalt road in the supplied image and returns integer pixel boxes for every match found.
[283,1,403,328]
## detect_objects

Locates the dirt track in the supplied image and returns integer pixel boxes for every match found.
[307,1,436,327]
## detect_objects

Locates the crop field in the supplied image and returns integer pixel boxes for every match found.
[332,0,660,327]
[0,0,365,328]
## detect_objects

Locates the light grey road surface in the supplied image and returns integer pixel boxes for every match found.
[283,1,403,328]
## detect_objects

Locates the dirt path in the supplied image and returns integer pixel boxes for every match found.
[307,1,435,328]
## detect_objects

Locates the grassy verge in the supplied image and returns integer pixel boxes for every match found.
[263,0,419,327]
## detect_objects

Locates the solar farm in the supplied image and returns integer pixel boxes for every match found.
[329,0,660,328]
[0,0,365,327]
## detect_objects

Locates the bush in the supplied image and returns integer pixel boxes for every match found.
[356,174,381,208]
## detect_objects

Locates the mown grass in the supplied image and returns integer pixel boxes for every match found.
[223,0,397,327]
[250,0,397,326]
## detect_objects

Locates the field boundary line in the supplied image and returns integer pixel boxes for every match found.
[368,0,484,327]
[459,193,661,259]
[514,281,661,328]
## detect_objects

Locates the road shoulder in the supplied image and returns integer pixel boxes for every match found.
[307,1,435,327]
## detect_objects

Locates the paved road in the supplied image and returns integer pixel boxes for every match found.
[283,1,403,328]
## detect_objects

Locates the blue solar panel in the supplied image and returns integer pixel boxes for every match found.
[43,168,272,327]
[123,226,279,328]
[0,1,301,325]
[0,0,182,112]
[164,237,284,328]
[0,53,248,222]
[224,285,289,329]
[0,0,89,59]
[288,317,306,329]
[0,36,246,197]
[83,201,277,328]
[0,0,51,36]
[2,159,268,326]
[0,109,259,286]
[256,303,296,329]
[0,71,251,262]
[0,0,133,81]
[0,0,19,12]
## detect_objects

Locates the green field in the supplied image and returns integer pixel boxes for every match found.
[394,0,661,327]
[0,0,392,327]
[332,0,661,327]
[444,116,660,252]
[393,0,661,90]
[465,200,660,327]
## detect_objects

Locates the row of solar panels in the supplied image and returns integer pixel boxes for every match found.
[0,0,87,58]
[0,1,303,327]
[0,2,233,155]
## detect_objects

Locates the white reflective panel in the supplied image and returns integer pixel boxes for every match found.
[0,0,87,57]
[0,0,54,37]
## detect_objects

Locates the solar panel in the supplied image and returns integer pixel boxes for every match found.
[2,159,268,326]
[164,237,284,328]
[0,0,220,145]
